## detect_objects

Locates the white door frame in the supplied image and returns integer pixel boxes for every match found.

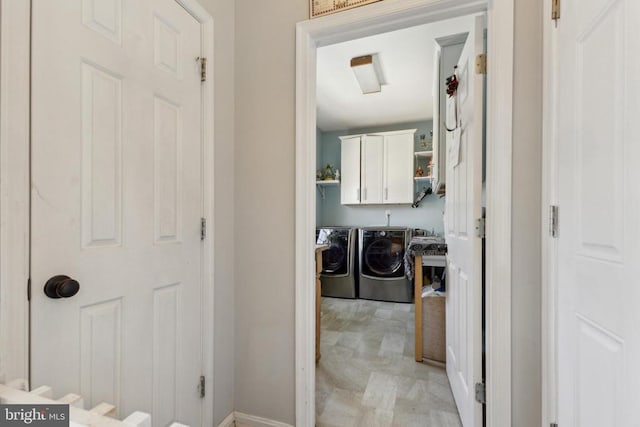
[0,0,31,390]
[0,2,216,426]
[541,0,558,425]
[295,0,515,425]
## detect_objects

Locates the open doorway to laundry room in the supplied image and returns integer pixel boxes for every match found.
[313,12,487,427]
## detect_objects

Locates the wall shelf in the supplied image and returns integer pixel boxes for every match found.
[316,180,339,199]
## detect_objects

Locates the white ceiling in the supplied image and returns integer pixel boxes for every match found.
[316,15,476,132]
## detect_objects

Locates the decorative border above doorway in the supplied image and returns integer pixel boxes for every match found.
[310,0,382,19]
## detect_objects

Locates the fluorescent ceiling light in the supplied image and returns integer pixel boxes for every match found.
[350,54,382,94]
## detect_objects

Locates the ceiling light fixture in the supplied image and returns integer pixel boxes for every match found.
[350,54,382,94]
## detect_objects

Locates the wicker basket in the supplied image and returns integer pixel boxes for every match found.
[421,293,446,363]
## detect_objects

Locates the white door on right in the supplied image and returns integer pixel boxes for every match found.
[555,0,640,425]
[444,15,484,427]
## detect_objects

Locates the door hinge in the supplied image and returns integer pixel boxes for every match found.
[475,382,486,404]
[197,57,207,82]
[552,0,560,25]
[475,217,486,239]
[200,217,207,241]
[198,375,205,398]
[550,423,558,427]
[475,54,487,75]
[549,205,559,238]
[27,277,31,301]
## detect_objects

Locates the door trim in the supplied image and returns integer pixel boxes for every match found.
[0,2,216,427]
[295,0,514,425]
[0,0,31,389]
[175,3,215,426]
[541,0,558,424]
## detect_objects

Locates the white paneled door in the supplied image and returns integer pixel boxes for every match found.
[444,15,484,427]
[31,0,204,425]
[555,0,640,425]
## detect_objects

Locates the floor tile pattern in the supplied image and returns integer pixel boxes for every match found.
[316,297,461,427]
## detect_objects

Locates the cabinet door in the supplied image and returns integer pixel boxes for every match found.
[361,135,384,204]
[384,133,413,204]
[340,136,361,204]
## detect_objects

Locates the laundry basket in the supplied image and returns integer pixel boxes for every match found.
[421,286,446,363]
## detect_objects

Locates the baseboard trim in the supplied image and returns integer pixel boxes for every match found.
[216,412,235,427]
[233,412,294,427]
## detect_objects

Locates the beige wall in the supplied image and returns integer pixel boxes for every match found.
[233,0,308,424]
[194,0,236,424]
[511,0,543,425]
[0,0,543,423]
[232,1,543,426]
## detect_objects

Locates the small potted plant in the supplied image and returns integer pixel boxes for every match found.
[322,164,335,180]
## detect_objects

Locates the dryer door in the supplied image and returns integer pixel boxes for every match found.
[321,231,349,275]
[323,243,347,274]
[362,237,405,278]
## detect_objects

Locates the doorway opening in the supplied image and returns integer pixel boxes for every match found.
[311,9,487,427]
[296,1,516,426]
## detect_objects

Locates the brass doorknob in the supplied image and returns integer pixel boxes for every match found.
[44,275,80,299]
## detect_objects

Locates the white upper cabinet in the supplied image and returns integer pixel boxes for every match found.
[361,135,384,204]
[340,135,362,204]
[339,129,415,205]
[383,131,414,204]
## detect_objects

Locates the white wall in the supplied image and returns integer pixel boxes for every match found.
[193,0,236,424]
[234,0,308,424]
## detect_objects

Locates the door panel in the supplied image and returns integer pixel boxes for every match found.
[30,0,204,424]
[82,0,122,44]
[556,0,640,425]
[81,62,123,248]
[444,15,484,427]
[80,299,122,409]
[154,96,183,244]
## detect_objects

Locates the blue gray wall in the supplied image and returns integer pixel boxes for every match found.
[316,120,445,232]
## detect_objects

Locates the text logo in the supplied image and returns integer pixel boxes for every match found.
[0,405,69,426]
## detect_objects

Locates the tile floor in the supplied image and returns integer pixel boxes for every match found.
[316,297,462,427]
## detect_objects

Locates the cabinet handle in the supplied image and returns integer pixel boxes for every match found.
[357,188,360,201]
[385,188,388,200]
[364,188,367,200]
